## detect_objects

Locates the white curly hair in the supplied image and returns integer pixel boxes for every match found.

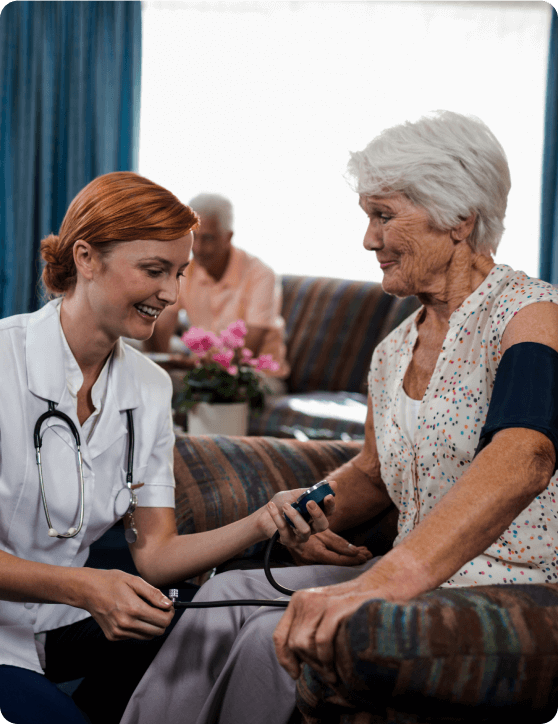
[346,111,511,255]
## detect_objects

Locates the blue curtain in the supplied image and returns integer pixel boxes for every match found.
[540,7,558,284]
[0,1,142,318]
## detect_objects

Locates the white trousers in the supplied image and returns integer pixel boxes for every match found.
[120,560,376,724]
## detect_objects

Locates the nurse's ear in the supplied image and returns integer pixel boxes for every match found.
[73,240,101,281]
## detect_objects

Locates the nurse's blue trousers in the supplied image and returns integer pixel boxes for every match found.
[0,598,190,724]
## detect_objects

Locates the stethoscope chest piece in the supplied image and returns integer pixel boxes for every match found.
[115,486,139,544]
[114,487,137,518]
[124,526,138,544]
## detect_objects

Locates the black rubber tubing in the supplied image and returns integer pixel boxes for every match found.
[173,531,294,608]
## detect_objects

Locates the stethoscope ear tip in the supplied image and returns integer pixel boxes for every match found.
[48,528,59,537]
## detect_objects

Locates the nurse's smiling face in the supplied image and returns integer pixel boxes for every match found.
[82,234,193,342]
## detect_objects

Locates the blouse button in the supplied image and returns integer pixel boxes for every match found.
[24,602,35,609]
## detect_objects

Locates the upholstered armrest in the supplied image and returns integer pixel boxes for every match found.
[296,584,558,724]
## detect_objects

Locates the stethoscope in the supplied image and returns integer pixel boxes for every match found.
[34,402,138,541]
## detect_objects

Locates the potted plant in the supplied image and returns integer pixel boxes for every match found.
[175,320,280,435]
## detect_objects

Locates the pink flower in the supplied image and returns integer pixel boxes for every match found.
[219,320,247,349]
[182,327,220,355]
[240,347,253,362]
[219,330,243,349]
[229,319,247,336]
[227,365,238,376]
[254,354,280,372]
[212,349,235,370]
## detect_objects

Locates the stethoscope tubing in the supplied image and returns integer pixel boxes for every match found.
[173,599,289,608]
[34,402,135,539]
[34,404,86,538]
[264,531,295,596]
[169,532,295,608]
[125,409,134,486]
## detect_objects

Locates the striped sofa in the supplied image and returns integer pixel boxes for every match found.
[249,275,420,440]
[171,434,558,724]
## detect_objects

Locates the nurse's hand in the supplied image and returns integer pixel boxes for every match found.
[80,568,174,641]
[256,482,336,549]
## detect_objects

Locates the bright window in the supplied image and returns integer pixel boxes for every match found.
[139,1,551,282]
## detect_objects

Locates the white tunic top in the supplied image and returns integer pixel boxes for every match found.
[0,298,175,674]
[369,264,558,587]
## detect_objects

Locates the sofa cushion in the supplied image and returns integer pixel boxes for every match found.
[282,275,420,394]
[173,434,362,560]
[296,584,558,724]
[249,391,368,440]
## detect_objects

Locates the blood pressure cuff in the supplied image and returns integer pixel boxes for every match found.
[474,342,558,473]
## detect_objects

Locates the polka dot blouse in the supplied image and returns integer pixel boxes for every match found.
[369,264,558,587]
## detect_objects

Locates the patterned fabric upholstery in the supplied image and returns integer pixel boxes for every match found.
[296,584,558,724]
[281,275,420,394]
[173,434,362,561]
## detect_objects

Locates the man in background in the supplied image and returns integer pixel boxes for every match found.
[146,193,290,385]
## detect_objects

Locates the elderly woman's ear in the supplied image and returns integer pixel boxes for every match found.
[451,212,477,243]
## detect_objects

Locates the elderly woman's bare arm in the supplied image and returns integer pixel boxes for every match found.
[363,425,555,598]
[273,301,558,680]
[287,393,394,566]
[362,300,558,596]
[273,424,555,680]
[327,303,558,595]
[326,393,394,531]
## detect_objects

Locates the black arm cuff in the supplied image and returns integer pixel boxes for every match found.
[475,342,558,473]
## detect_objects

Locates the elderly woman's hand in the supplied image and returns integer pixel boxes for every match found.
[288,529,372,566]
[272,574,392,683]
[256,483,337,547]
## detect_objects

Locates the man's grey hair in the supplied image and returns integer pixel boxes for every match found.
[346,110,511,256]
[188,193,234,233]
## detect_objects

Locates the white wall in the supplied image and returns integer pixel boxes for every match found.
[139,1,551,282]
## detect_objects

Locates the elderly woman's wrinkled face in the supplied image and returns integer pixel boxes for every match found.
[359,193,456,298]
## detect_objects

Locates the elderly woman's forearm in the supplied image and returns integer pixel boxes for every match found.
[356,427,555,600]
[324,454,393,532]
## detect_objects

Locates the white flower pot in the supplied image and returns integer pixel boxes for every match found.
[187,401,249,436]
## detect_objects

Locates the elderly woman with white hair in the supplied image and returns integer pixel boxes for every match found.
[121,111,558,724]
